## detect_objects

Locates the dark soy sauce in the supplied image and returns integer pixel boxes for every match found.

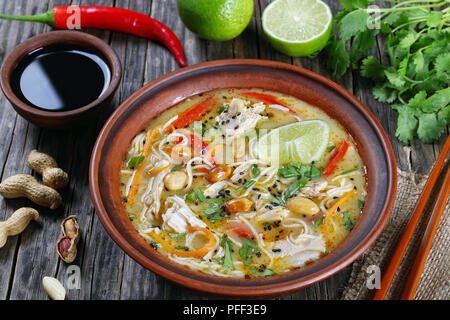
[10,45,111,112]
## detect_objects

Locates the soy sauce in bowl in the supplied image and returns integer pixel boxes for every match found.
[10,45,111,112]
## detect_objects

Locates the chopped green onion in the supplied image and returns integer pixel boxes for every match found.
[193,187,206,202]
[341,167,358,175]
[185,192,197,202]
[251,164,260,178]
[313,216,324,228]
[168,232,186,239]
[239,180,256,190]
[284,178,308,200]
[271,195,286,207]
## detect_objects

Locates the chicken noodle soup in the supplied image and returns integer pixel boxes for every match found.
[120,89,367,278]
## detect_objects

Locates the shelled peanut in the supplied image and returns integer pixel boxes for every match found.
[56,215,80,263]
[27,150,69,189]
[0,174,62,209]
[0,207,39,248]
[42,276,66,300]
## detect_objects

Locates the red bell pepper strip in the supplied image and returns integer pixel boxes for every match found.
[323,141,350,177]
[228,226,253,240]
[0,6,186,67]
[172,96,217,129]
[239,92,297,115]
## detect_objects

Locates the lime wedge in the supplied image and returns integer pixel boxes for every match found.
[254,120,330,165]
[262,0,333,56]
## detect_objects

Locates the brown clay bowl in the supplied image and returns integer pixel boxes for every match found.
[89,59,397,297]
[0,30,122,129]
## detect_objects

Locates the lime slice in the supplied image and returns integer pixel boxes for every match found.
[254,120,330,165]
[262,0,333,56]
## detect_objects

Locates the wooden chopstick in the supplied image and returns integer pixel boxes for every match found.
[373,135,450,300]
[400,164,450,300]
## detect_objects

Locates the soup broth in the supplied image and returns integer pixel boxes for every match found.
[120,89,367,278]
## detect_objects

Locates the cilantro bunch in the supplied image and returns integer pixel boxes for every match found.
[326,0,450,143]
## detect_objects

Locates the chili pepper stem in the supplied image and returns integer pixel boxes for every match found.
[0,10,55,26]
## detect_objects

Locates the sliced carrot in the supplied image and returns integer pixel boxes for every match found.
[149,227,216,259]
[239,92,297,115]
[323,141,350,177]
[172,96,217,129]
[127,124,163,204]
[173,227,216,258]
[323,189,356,247]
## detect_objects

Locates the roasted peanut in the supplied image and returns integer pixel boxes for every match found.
[42,276,66,300]
[27,150,68,189]
[206,165,232,183]
[286,196,320,216]
[225,198,254,214]
[0,174,62,209]
[164,171,187,191]
[56,215,80,263]
[0,207,39,248]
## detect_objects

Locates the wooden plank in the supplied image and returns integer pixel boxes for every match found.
[0,0,53,300]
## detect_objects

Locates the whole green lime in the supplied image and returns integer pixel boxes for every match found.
[177,0,254,41]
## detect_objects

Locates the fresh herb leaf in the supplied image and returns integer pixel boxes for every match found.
[310,165,322,180]
[220,235,234,271]
[326,2,450,143]
[358,199,365,209]
[343,211,355,230]
[128,155,145,169]
[238,236,260,266]
[218,105,226,114]
[175,245,189,251]
[262,269,274,277]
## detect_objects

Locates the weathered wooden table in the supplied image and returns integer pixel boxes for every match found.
[0,0,446,300]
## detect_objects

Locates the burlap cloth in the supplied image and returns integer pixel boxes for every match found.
[342,168,449,300]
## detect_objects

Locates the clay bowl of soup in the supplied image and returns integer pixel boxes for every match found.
[89,59,397,297]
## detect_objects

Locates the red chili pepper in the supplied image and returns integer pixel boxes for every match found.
[323,141,350,177]
[172,96,217,129]
[240,92,297,115]
[0,6,186,67]
[175,133,215,165]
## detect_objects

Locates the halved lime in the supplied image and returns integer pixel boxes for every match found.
[254,120,330,165]
[262,0,333,56]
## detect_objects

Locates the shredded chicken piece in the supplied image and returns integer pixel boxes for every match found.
[215,98,267,137]
[161,196,206,233]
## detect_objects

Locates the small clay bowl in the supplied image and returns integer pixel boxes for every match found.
[90,59,397,297]
[0,30,121,129]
